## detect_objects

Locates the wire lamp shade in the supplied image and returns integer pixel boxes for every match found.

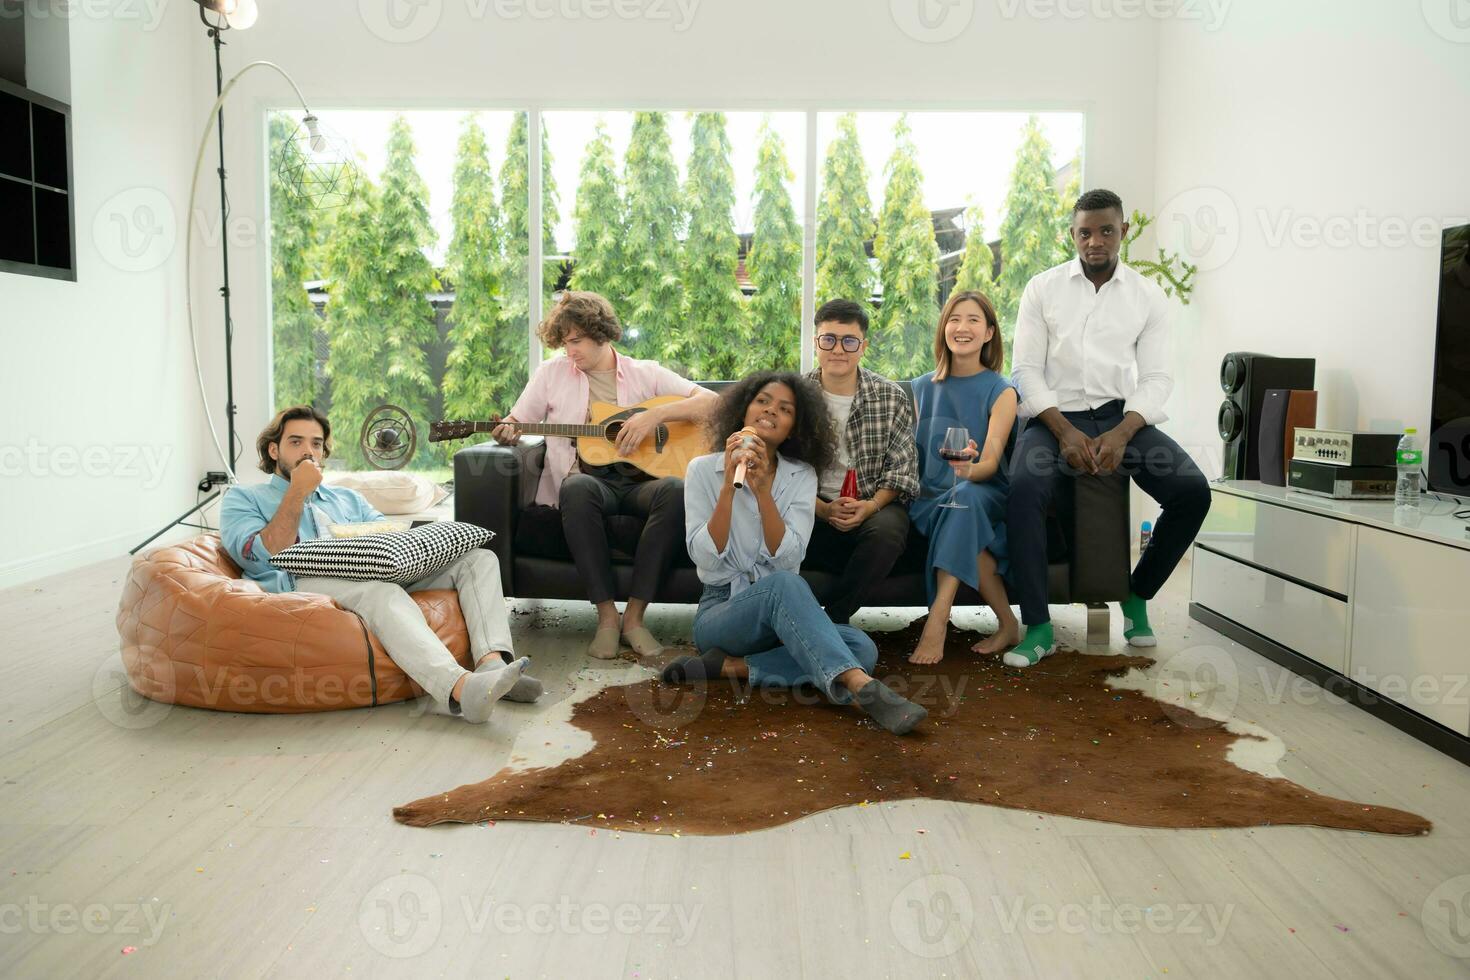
[274,114,354,211]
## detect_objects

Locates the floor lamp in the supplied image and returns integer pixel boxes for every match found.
[131,0,349,554]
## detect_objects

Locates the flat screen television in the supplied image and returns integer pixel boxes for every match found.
[1429,223,1470,498]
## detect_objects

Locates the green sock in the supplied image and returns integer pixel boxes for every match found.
[1003,622,1056,667]
[1121,592,1153,640]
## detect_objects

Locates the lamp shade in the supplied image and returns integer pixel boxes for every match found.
[274,113,354,211]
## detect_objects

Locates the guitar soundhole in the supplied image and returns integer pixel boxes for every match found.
[603,420,623,443]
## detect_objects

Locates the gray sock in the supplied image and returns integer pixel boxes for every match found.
[457,659,528,724]
[477,652,543,703]
[660,649,729,685]
[854,679,928,735]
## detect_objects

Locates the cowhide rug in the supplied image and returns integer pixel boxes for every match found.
[394,617,1431,836]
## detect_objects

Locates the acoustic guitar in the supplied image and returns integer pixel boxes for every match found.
[429,395,706,480]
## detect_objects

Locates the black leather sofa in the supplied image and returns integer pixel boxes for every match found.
[454,381,1132,640]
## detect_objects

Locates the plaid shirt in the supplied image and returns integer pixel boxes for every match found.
[806,366,921,504]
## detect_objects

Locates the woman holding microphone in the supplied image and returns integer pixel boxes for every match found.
[661,371,928,735]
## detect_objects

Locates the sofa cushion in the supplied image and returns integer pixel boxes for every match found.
[324,470,449,515]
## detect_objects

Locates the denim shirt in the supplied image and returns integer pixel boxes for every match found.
[219,475,384,593]
[683,451,817,600]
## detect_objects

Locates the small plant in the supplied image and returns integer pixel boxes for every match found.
[1121,209,1196,305]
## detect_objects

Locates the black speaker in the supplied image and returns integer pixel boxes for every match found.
[1257,388,1318,487]
[1218,353,1316,481]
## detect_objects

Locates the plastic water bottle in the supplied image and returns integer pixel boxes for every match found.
[1139,520,1153,553]
[1395,428,1422,511]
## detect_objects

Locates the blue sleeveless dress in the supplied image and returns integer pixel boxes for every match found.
[908,369,1015,603]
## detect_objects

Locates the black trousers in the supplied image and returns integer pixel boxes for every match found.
[1006,401,1211,626]
[558,472,685,605]
[804,503,911,625]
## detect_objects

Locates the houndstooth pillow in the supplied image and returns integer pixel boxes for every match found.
[269,521,493,584]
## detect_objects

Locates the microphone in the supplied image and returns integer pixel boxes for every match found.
[731,427,759,489]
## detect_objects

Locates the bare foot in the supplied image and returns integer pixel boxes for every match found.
[910,628,947,665]
[972,622,1021,655]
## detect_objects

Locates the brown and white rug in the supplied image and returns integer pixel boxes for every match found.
[394,617,1431,836]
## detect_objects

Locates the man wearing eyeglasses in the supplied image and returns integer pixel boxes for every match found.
[802,299,922,624]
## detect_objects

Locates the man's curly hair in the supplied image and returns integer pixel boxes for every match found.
[707,371,837,476]
[537,290,623,348]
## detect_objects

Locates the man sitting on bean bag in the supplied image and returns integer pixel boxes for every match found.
[220,405,542,722]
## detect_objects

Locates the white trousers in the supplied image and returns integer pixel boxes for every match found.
[296,549,515,706]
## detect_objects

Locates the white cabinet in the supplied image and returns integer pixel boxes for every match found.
[1191,482,1470,751]
[1192,548,1350,673]
[1349,528,1470,735]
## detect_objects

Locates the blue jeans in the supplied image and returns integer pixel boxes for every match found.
[693,572,878,705]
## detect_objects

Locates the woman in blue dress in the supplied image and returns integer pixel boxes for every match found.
[908,290,1021,664]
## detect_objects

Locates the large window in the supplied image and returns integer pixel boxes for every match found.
[268,108,1084,469]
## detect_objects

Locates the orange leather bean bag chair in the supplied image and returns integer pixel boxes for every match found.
[115,535,472,713]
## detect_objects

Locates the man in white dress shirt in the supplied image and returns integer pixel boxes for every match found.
[1005,189,1211,667]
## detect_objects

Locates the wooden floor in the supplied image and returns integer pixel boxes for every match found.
[4,552,1470,979]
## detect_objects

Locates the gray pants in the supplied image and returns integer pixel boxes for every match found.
[296,548,515,707]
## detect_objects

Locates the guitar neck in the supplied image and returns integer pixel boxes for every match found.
[470,421,604,439]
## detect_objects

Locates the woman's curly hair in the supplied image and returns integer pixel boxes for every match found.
[707,371,837,476]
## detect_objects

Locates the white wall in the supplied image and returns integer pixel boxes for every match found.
[1153,0,1470,479]
[0,5,208,587]
[201,0,1163,495]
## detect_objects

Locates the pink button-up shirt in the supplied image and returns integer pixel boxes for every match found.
[510,350,700,506]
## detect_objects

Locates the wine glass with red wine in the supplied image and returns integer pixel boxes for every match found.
[937,426,971,510]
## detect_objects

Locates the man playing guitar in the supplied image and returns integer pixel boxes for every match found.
[492,291,718,660]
